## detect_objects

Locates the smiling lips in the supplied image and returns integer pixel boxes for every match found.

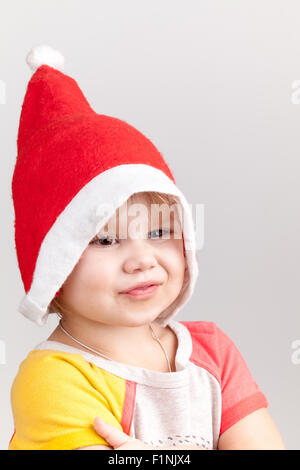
[120,281,162,297]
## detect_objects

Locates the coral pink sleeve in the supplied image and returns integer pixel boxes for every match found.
[216,326,269,435]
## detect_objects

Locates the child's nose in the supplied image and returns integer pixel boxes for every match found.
[122,242,158,273]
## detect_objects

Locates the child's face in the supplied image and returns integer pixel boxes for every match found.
[59,194,186,327]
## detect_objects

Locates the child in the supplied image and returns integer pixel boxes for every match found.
[9,45,285,450]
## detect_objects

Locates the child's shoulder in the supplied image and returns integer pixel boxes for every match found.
[12,347,97,397]
[10,348,125,450]
[179,319,218,335]
[179,319,230,344]
[178,320,245,383]
[16,347,91,375]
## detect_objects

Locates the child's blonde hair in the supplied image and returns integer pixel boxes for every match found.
[49,191,183,318]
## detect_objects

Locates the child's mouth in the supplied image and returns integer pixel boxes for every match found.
[120,284,159,297]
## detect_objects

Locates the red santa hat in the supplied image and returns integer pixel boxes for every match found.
[11,44,199,327]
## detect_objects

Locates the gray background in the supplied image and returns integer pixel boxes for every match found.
[1,0,299,450]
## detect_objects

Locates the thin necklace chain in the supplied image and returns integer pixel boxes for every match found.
[58,320,172,372]
[149,323,172,372]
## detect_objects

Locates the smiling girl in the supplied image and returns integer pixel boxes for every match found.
[9,45,285,451]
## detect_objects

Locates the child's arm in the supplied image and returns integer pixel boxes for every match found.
[84,417,206,451]
[217,408,285,450]
[88,410,284,450]
[80,408,285,450]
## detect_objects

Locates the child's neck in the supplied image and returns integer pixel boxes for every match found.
[47,320,177,373]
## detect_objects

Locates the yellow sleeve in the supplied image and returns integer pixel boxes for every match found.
[9,349,127,450]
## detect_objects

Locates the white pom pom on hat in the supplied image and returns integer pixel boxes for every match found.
[26,44,65,73]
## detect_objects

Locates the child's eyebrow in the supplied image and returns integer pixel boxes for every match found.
[99,212,177,234]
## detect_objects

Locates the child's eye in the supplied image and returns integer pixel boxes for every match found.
[89,228,172,247]
[89,236,118,247]
[148,228,171,239]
